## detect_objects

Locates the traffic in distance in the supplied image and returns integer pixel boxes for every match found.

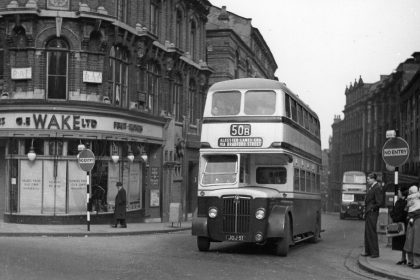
[340,171,367,220]
[192,78,322,256]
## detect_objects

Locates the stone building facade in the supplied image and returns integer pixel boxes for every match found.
[0,0,212,223]
[328,53,420,211]
[205,5,277,84]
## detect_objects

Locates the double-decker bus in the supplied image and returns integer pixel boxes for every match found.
[192,78,322,256]
[340,171,367,220]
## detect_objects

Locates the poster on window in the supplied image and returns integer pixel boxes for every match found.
[68,161,87,213]
[128,162,142,209]
[107,163,120,210]
[20,160,43,214]
[43,161,67,213]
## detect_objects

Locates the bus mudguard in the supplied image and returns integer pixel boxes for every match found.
[266,205,291,238]
[192,217,208,237]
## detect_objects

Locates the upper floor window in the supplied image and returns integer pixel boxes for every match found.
[116,0,128,23]
[175,9,183,48]
[173,74,183,122]
[108,46,129,107]
[150,2,160,35]
[146,62,160,114]
[189,20,197,60]
[46,38,69,100]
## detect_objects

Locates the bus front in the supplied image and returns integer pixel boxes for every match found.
[340,171,367,220]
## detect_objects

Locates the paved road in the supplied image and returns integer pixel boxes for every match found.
[0,213,387,280]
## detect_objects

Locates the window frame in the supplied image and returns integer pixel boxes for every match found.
[46,38,69,100]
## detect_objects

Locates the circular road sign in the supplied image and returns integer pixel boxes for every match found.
[382,137,409,167]
[78,149,95,172]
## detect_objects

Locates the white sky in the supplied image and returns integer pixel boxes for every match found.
[209,0,420,149]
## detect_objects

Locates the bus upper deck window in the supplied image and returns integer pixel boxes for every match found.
[244,91,276,115]
[211,91,241,116]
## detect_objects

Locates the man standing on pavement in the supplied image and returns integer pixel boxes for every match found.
[362,173,382,258]
[112,181,127,228]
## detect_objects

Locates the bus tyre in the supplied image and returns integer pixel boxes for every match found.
[275,215,291,257]
[197,236,210,252]
[340,213,345,220]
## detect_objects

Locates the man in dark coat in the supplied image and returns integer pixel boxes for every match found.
[362,173,382,258]
[112,181,127,228]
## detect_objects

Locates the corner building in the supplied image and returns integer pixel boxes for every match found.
[0,0,211,223]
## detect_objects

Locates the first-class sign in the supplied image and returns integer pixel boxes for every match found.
[382,137,410,167]
[78,149,95,172]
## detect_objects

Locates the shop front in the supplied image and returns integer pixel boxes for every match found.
[0,109,165,224]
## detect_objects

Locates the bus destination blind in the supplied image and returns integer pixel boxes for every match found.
[218,137,263,147]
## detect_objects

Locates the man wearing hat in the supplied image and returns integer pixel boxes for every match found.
[112,181,127,228]
[362,173,382,258]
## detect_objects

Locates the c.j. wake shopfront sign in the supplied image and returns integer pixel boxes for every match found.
[0,113,162,139]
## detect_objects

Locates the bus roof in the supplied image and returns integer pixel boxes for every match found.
[209,78,285,91]
[208,78,318,118]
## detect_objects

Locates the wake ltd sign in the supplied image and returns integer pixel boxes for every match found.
[0,113,162,138]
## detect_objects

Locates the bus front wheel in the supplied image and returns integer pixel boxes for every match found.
[275,215,291,256]
[197,236,210,252]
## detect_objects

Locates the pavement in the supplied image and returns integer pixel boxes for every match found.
[0,219,418,280]
[358,234,420,280]
[0,220,192,237]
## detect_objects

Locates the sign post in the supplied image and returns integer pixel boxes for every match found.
[382,133,409,246]
[382,135,410,194]
[78,149,96,231]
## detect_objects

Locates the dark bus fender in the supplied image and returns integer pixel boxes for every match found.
[192,216,208,237]
[266,205,292,238]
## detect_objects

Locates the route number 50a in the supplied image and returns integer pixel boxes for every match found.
[230,124,251,136]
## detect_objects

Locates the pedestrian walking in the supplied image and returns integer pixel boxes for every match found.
[390,187,408,265]
[403,185,420,269]
[361,173,382,258]
[111,181,127,228]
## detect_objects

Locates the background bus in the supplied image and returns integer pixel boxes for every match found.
[340,171,366,220]
[192,78,322,256]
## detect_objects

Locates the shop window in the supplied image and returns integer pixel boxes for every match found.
[48,140,63,156]
[24,139,44,156]
[46,38,69,100]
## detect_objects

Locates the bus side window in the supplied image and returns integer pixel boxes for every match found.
[294,168,300,191]
[285,95,291,118]
[291,99,297,121]
[300,169,305,192]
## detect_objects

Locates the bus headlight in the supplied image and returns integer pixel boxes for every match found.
[255,208,266,220]
[208,207,218,218]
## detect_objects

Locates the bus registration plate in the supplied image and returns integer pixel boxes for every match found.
[226,235,244,241]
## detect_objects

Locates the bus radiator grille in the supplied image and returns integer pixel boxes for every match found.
[222,196,251,234]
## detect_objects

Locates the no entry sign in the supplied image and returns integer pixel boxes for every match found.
[382,137,409,167]
[78,149,95,172]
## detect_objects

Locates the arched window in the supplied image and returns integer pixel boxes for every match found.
[13,26,26,48]
[108,45,129,107]
[189,20,197,60]
[146,62,160,114]
[46,38,69,100]
[173,74,183,122]
[175,9,183,48]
